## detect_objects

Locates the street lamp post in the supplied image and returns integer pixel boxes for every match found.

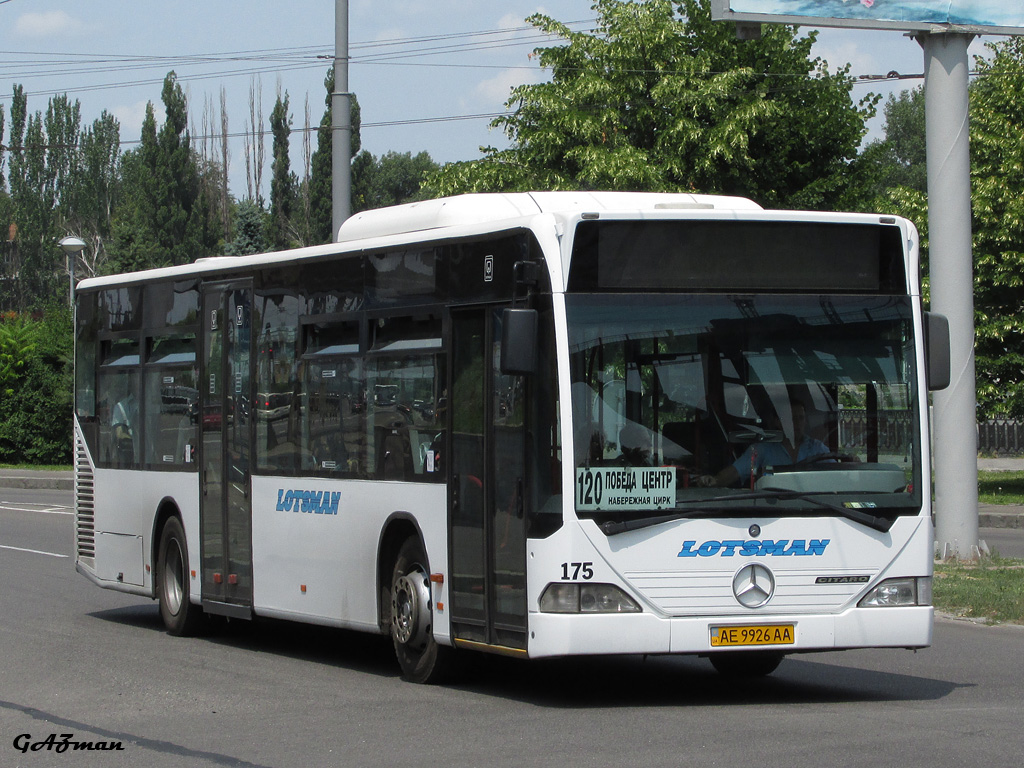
[58,236,86,309]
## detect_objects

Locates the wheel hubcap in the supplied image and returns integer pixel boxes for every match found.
[392,568,430,648]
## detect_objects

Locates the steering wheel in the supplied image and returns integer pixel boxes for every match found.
[787,451,858,469]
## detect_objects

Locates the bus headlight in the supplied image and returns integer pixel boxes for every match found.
[858,577,931,607]
[540,583,642,614]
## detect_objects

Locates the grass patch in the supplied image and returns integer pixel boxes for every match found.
[933,554,1024,624]
[977,471,1024,504]
[0,463,73,472]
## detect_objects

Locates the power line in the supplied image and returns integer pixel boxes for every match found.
[0,19,598,101]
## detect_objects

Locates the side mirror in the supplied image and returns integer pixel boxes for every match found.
[924,312,950,391]
[500,308,538,375]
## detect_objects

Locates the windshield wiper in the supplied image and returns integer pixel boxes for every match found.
[598,489,895,535]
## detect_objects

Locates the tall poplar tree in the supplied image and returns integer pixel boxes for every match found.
[268,90,295,250]
[309,67,361,244]
[109,72,215,272]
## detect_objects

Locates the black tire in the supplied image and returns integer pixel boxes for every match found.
[157,516,204,636]
[709,651,784,678]
[390,537,450,683]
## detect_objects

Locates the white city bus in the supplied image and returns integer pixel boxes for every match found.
[74,192,949,682]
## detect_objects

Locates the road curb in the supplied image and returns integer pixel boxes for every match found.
[979,511,1024,529]
[0,475,73,491]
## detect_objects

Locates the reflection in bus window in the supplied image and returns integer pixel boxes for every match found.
[367,355,446,481]
[255,293,299,472]
[99,370,138,467]
[144,368,198,468]
[302,358,366,475]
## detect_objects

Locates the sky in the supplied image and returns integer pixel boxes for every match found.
[0,0,1002,202]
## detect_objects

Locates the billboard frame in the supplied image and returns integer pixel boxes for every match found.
[710,0,1024,36]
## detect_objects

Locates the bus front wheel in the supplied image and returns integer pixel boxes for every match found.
[157,516,204,636]
[390,537,449,683]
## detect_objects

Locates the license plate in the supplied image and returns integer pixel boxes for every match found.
[710,624,795,647]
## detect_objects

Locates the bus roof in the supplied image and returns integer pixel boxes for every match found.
[337,191,762,243]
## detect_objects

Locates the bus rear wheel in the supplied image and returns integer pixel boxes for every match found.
[390,537,449,683]
[157,516,204,636]
[709,651,784,678]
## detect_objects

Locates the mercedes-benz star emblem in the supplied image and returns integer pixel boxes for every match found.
[732,563,776,608]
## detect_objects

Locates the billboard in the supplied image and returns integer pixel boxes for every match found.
[711,1,1024,34]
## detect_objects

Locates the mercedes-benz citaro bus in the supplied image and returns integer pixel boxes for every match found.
[73,192,950,682]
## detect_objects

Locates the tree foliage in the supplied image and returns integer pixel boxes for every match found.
[352,150,437,213]
[969,38,1024,418]
[428,0,874,209]
[226,198,269,256]
[268,90,296,249]
[0,306,73,464]
[108,72,215,272]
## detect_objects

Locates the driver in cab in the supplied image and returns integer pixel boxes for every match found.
[698,399,830,487]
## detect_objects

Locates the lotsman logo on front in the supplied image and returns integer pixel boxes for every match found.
[275,489,341,515]
[677,539,830,557]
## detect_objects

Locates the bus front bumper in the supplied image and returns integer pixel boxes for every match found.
[524,605,933,659]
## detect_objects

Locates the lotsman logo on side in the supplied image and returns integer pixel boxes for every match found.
[276,489,341,515]
[677,539,830,557]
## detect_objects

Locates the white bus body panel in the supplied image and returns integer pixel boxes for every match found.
[81,467,200,599]
[249,476,449,638]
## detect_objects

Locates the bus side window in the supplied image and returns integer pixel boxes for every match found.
[98,340,141,468]
[366,354,445,482]
[302,357,366,476]
[256,292,300,473]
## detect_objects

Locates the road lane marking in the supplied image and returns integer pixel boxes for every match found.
[0,544,69,558]
[0,503,73,515]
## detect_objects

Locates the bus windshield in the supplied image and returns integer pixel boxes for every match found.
[567,294,922,525]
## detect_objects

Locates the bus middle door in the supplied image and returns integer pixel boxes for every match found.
[200,280,253,619]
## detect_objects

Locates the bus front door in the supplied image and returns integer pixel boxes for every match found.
[449,308,529,652]
[199,281,253,619]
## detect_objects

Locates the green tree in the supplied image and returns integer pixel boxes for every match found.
[0,312,38,396]
[5,88,84,309]
[268,91,296,249]
[155,72,210,265]
[428,0,874,209]
[352,150,438,213]
[66,111,121,279]
[109,72,215,272]
[108,104,162,273]
[226,199,269,256]
[845,87,927,212]
[0,306,72,464]
[309,68,362,244]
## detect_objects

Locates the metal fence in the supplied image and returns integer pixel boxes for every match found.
[977,418,1024,456]
[837,409,912,455]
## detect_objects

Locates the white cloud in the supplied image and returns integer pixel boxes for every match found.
[475,66,544,105]
[14,11,82,38]
[111,101,151,143]
[498,13,528,30]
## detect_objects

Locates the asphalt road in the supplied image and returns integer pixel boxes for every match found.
[3,488,1024,768]
[981,526,1024,558]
